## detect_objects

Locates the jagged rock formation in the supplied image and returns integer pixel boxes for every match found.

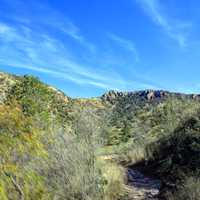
[101,89,200,104]
[101,90,164,105]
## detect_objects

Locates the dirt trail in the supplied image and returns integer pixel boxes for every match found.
[127,168,161,200]
[99,154,162,199]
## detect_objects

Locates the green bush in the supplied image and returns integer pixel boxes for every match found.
[7,75,53,116]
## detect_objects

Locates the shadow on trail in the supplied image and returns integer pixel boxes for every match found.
[126,161,163,200]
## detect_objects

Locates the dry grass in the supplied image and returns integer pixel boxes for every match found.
[98,157,126,200]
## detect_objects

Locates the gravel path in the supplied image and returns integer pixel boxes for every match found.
[127,168,162,200]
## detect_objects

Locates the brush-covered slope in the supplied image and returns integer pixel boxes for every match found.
[0,72,199,200]
[0,72,108,200]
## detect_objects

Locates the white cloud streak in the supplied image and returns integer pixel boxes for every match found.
[135,0,192,47]
[0,22,127,90]
[0,0,162,94]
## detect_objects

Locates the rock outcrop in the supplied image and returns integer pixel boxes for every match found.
[0,72,17,103]
[101,90,169,104]
[101,89,200,104]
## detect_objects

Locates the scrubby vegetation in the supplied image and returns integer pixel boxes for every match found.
[101,92,200,199]
[0,72,199,199]
[0,74,124,200]
[166,176,200,200]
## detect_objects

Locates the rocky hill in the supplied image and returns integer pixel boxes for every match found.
[101,89,200,104]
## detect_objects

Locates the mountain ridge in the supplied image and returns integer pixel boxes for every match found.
[1,71,200,102]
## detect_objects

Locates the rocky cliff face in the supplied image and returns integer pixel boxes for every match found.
[101,89,200,104]
[101,90,170,103]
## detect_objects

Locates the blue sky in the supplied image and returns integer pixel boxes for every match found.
[0,0,200,97]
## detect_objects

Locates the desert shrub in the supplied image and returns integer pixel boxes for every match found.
[0,103,49,199]
[7,76,52,116]
[146,116,200,176]
[167,176,200,200]
[46,109,105,200]
[6,75,72,127]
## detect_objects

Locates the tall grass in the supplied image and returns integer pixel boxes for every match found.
[98,157,125,200]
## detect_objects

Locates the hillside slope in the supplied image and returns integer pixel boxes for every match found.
[0,72,199,200]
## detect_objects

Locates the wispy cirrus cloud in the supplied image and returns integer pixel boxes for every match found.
[108,33,139,62]
[0,20,161,92]
[1,0,95,53]
[135,0,192,48]
[46,19,96,52]
[0,61,113,89]
[0,0,163,94]
[0,21,127,90]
